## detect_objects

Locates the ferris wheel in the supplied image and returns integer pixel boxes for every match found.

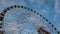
[0,5,60,34]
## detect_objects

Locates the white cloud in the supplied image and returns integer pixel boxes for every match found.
[55,0,60,13]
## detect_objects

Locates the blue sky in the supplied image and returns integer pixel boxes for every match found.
[0,0,60,33]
